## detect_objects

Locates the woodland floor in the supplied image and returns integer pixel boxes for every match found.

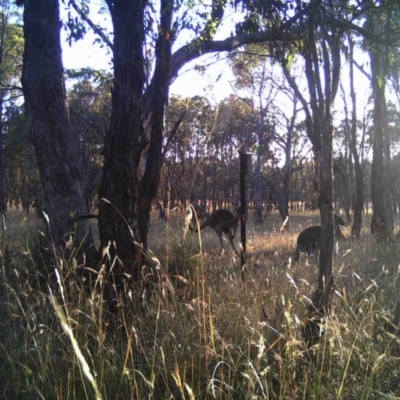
[2,207,400,399]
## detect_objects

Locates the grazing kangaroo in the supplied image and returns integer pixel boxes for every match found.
[293,215,346,263]
[187,206,242,255]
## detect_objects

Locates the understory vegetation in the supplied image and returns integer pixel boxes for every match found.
[1,209,400,399]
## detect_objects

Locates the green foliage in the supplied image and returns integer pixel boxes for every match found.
[1,20,24,86]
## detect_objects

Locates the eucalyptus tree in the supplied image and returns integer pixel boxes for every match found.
[345,34,365,237]
[91,0,313,276]
[18,0,343,281]
[265,0,400,332]
[17,0,95,262]
[365,8,392,238]
[269,1,345,325]
[363,1,400,238]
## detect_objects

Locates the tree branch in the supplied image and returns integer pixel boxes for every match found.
[162,110,186,159]
[68,107,105,140]
[352,59,371,80]
[68,0,113,51]
[170,28,301,84]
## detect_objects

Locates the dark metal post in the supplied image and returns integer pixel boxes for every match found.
[239,153,251,281]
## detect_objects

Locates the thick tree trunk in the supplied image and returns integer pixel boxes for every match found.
[98,0,147,279]
[21,0,93,256]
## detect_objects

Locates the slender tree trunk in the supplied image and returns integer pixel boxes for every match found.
[343,127,352,224]
[297,9,340,346]
[279,107,295,229]
[382,100,394,231]
[0,99,6,214]
[318,116,334,294]
[349,106,364,236]
[0,9,9,216]
[370,46,391,239]
[253,142,263,225]
[21,0,93,257]
[348,36,364,237]
[138,0,172,248]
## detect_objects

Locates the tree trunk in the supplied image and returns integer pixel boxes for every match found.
[0,98,6,214]
[382,99,394,231]
[296,8,339,346]
[21,0,93,256]
[279,105,296,229]
[138,1,172,247]
[370,46,391,239]
[318,117,334,294]
[98,0,147,279]
[348,36,364,237]
[253,141,263,225]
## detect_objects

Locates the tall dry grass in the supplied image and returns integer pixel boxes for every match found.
[1,209,400,399]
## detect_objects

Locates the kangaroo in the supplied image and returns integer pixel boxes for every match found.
[293,215,346,263]
[187,206,242,255]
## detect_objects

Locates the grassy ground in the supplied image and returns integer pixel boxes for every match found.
[1,209,400,399]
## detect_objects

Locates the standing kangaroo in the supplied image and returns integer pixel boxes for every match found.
[293,214,346,263]
[187,206,242,255]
